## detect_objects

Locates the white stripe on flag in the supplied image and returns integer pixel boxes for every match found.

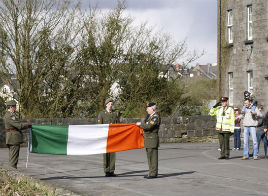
[67,124,109,155]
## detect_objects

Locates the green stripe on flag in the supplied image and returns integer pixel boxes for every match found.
[31,125,68,154]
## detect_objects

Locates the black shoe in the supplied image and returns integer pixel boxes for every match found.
[225,157,229,160]
[105,172,110,177]
[109,172,117,177]
[218,157,225,160]
[105,172,117,177]
[144,175,157,179]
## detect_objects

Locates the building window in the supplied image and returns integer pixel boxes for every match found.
[228,72,233,106]
[247,5,253,40]
[227,10,233,44]
[247,71,253,92]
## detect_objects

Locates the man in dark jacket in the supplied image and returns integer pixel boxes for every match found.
[4,100,31,169]
[260,110,268,158]
[136,102,161,179]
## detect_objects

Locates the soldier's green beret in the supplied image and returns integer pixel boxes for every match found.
[6,100,17,106]
[105,98,113,105]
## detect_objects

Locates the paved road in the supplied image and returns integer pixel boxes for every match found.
[0,143,267,196]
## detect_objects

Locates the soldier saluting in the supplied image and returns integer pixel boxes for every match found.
[209,97,234,160]
[136,102,161,179]
[4,100,31,169]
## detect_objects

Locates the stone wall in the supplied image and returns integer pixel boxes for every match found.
[0,115,217,147]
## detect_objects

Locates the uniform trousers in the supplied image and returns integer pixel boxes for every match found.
[218,132,231,158]
[8,144,20,169]
[146,148,158,177]
[103,152,115,173]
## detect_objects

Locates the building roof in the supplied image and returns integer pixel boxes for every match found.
[191,63,217,79]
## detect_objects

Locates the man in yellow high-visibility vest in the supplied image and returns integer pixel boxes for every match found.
[209,97,235,160]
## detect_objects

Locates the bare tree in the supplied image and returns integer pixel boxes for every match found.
[0,0,83,117]
[77,3,203,116]
[0,0,203,118]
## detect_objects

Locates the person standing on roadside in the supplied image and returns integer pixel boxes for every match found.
[263,111,268,159]
[136,102,161,179]
[209,97,235,160]
[4,100,31,169]
[97,98,120,177]
[240,99,262,160]
[233,107,241,151]
[256,105,267,158]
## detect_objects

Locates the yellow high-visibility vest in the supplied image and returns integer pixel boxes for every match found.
[209,106,235,133]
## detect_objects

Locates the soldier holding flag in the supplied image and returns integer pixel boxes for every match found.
[4,100,31,169]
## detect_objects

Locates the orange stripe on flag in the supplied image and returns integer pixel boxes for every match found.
[107,123,144,153]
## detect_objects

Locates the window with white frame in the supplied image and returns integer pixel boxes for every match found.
[227,10,233,44]
[228,72,233,106]
[247,71,253,92]
[247,5,253,40]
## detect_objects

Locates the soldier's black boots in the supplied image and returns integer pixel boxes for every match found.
[218,156,229,160]
[105,172,117,177]
[144,175,157,179]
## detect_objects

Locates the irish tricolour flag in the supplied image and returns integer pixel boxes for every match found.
[29,123,144,155]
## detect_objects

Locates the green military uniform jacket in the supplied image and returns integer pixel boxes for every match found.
[140,112,160,148]
[4,111,28,145]
[97,110,119,124]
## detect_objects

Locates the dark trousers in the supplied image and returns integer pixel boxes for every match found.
[103,152,115,173]
[233,129,241,149]
[218,132,231,158]
[256,131,268,156]
[146,148,158,177]
[8,144,20,169]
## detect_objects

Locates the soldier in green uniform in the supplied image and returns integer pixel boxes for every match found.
[4,100,31,169]
[136,102,161,179]
[97,98,120,177]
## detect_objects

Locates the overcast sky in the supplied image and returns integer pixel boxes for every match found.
[81,0,217,65]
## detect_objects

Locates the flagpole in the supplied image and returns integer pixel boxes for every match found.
[26,128,32,168]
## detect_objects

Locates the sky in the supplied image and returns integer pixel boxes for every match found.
[80,0,217,65]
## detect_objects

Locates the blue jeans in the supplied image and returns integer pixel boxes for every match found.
[243,126,258,157]
[256,131,268,156]
[233,129,241,149]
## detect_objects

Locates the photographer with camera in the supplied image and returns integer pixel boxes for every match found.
[209,97,235,160]
[241,91,257,114]
[240,99,262,160]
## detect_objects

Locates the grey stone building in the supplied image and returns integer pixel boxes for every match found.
[217,0,268,109]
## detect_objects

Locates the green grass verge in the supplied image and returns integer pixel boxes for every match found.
[0,168,74,196]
